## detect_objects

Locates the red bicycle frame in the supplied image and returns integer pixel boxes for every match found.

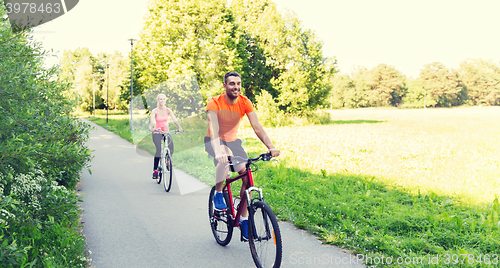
[222,163,256,228]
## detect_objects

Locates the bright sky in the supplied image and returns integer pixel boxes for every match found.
[32,0,500,78]
[32,0,149,61]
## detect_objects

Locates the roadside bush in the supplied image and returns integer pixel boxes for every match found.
[255,90,291,127]
[255,90,335,127]
[0,5,92,189]
[305,110,333,125]
[0,173,88,267]
[0,2,92,266]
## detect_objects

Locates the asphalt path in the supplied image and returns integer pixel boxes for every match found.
[80,122,366,268]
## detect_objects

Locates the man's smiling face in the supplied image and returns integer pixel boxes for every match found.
[224,76,242,100]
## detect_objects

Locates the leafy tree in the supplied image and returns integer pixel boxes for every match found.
[232,0,336,113]
[230,0,279,102]
[402,79,436,108]
[119,59,147,112]
[0,3,91,266]
[74,56,95,112]
[59,47,94,84]
[136,0,243,107]
[365,64,406,106]
[103,52,128,110]
[329,68,370,109]
[142,74,205,118]
[458,58,500,106]
[0,15,92,190]
[349,67,370,108]
[61,49,129,112]
[329,74,354,108]
[238,31,276,103]
[418,62,464,107]
[60,48,108,112]
[134,0,335,115]
[255,90,288,127]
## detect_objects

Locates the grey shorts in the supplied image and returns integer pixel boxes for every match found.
[204,136,247,172]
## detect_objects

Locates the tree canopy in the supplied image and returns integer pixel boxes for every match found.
[60,49,129,111]
[133,0,336,115]
[136,0,242,99]
[233,0,336,113]
[458,59,500,106]
[329,59,500,109]
[419,62,464,107]
[365,64,406,107]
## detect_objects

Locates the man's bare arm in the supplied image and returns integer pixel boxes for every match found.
[208,111,229,163]
[247,112,280,157]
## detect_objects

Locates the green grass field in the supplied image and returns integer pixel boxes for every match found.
[88,106,500,267]
[246,106,500,206]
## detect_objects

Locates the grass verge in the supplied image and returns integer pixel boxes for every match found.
[88,110,500,268]
[244,137,500,268]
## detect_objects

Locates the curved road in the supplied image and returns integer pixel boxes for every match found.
[80,122,366,268]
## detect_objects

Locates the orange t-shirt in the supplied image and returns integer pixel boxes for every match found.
[206,93,254,142]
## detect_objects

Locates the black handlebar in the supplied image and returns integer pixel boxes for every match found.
[228,153,273,166]
[152,129,180,135]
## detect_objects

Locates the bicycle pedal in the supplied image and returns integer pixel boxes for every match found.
[214,209,226,217]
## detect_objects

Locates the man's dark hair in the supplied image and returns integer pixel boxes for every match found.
[224,71,241,84]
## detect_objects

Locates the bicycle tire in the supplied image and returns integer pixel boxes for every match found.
[163,153,172,192]
[157,157,163,184]
[248,201,282,268]
[208,186,233,246]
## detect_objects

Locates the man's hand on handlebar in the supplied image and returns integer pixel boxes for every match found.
[226,152,278,168]
[215,152,232,165]
[268,147,280,158]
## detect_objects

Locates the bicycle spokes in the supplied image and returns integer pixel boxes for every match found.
[163,153,172,192]
[249,201,282,268]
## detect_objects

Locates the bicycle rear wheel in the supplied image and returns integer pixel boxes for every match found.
[163,153,172,192]
[208,186,233,246]
[248,201,282,268]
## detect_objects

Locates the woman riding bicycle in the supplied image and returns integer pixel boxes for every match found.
[149,93,184,180]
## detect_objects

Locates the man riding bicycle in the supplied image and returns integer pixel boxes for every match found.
[205,71,280,240]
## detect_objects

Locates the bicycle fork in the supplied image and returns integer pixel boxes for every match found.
[244,186,263,206]
[245,187,273,242]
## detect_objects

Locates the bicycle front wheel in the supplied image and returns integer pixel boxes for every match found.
[208,186,233,246]
[163,153,172,192]
[248,201,282,268]
[156,165,162,184]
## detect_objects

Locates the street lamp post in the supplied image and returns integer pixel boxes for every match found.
[330,91,333,110]
[106,63,109,123]
[92,75,95,118]
[128,38,136,132]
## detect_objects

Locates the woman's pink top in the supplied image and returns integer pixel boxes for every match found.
[154,109,169,132]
